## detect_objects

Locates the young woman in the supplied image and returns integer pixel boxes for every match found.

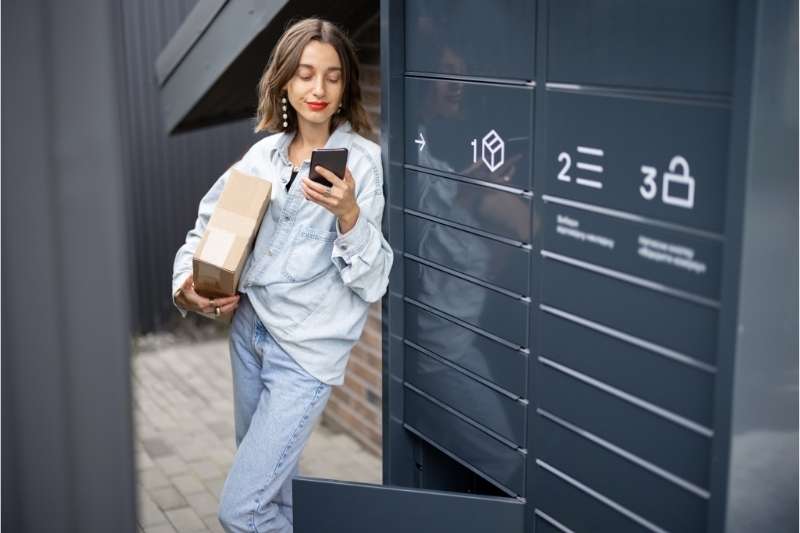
[171,18,393,533]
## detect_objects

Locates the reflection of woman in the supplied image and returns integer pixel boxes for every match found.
[171,19,392,532]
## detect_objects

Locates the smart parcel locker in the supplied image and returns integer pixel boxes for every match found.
[293,1,797,532]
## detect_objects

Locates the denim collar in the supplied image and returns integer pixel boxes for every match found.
[270,121,355,167]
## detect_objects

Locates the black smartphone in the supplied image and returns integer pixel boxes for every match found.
[309,148,348,187]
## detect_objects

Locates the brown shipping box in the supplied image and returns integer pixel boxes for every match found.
[193,168,271,299]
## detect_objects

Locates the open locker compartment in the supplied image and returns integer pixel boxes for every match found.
[293,432,525,533]
[410,425,520,499]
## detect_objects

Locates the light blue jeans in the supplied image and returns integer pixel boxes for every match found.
[218,294,332,533]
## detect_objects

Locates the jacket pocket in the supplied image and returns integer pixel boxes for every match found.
[281,226,337,282]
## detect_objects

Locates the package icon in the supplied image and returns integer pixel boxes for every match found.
[481,129,505,172]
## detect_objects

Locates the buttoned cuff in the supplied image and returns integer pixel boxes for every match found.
[333,213,369,264]
[172,271,191,318]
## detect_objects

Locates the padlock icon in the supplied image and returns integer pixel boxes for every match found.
[662,155,695,209]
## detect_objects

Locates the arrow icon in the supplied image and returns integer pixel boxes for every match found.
[414,132,426,152]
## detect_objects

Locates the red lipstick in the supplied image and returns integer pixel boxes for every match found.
[307,101,328,111]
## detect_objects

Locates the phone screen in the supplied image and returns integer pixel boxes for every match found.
[309,148,348,187]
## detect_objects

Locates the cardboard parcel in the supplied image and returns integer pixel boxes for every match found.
[193,168,271,300]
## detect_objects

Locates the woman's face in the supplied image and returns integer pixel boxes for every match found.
[284,40,344,129]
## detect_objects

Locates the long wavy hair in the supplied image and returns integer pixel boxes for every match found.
[254,18,371,135]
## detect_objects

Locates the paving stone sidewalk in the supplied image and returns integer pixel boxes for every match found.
[133,335,381,533]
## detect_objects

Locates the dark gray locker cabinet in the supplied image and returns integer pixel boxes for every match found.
[294,1,798,532]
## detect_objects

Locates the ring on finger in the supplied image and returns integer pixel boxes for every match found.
[323,186,332,197]
[215,306,221,316]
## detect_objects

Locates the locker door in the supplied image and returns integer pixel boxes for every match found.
[293,477,525,533]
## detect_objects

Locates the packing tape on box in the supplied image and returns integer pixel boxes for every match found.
[200,227,235,267]
[209,207,256,236]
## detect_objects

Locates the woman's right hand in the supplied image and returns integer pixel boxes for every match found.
[176,274,240,319]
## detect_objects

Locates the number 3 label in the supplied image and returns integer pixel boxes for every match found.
[640,165,658,200]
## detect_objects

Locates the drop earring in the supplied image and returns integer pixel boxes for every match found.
[337,103,342,114]
[281,96,288,128]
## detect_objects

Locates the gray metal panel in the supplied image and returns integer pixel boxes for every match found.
[527,2,551,520]
[382,0,416,492]
[535,462,653,533]
[532,8,738,529]
[404,170,531,243]
[118,0,259,333]
[541,202,723,301]
[404,77,533,191]
[405,0,535,80]
[540,311,714,428]
[530,3,795,531]
[537,363,711,491]
[404,346,526,445]
[155,0,228,86]
[548,0,735,94]
[378,1,798,531]
[404,304,527,398]
[2,1,135,531]
[3,3,76,528]
[404,386,526,496]
[537,415,707,532]
[293,477,525,533]
[541,259,719,366]
[534,514,576,533]
[404,214,530,295]
[544,90,730,234]
[405,260,529,347]
[158,0,290,133]
[720,0,799,530]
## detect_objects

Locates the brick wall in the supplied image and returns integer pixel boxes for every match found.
[321,13,384,457]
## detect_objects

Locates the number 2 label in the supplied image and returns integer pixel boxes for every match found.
[557,152,572,182]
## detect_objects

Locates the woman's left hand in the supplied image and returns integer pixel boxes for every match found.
[302,166,360,233]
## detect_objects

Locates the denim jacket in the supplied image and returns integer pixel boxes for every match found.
[172,122,393,385]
